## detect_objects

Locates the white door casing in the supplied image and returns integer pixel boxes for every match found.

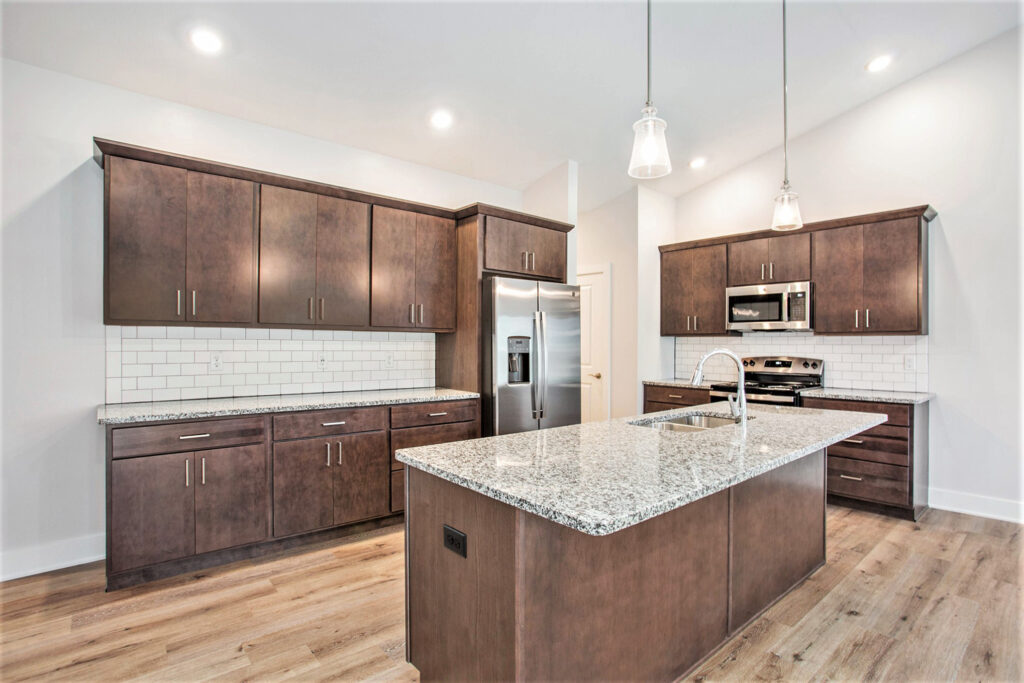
[578,264,611,422]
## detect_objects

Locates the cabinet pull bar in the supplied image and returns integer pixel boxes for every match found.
[530,252,536,271]
[179,433,211,440]
[326,442,331,467]
[418,304,424,324]
[337,441,343,466]
[185,459,189,487]
[769,262,774,279]
[855,309,859,328]
[409,303,415,324]
[668,394,683,399]
[428,412,448,417]
[308,297,314,320]
[319,298,325,321]
[695,316,699,331]
[839,474,863,482]
[522,252,528,270]
[176,290,182,317]
[321,420,346,427]
[686,315,690,331]
[761,263,765,280]
[192,290,197,316]
[201,457,206,485]
[866,308,870,328]
[843,439,865,445]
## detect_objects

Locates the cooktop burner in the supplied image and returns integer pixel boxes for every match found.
[708,356,825,400]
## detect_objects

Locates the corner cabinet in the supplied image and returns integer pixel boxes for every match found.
[660,244,727,335]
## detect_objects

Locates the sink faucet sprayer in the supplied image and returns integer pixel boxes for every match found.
[690,348,747,425]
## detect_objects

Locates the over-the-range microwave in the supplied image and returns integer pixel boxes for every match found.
[726,281,812,332]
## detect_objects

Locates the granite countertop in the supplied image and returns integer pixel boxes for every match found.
[802,387,933,405]
[397,403,885,536]
[97,387,480,425]
[642,378,715,389]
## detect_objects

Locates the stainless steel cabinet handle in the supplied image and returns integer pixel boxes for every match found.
[855,309,859,328]
[176,290,182,316]
[686,315,691,331]
[192,290,197,316]
[201,457,206,485]
[409,303,415,324]
[761,263,765,280]
[418,304,424,324]
[321,420,346,426]
[179,433,210,440]
[326,442,331,467]
[522,252,528,270]
[843,439,865,445]
[530,252,536,270]
[866,309,870,328]
[769,262,774,279]
[185,459,189,487]
[337,441,343,466]
[694,316,699,331]
[319,298,325,321]
[668,394,683,399]
[839,474,863,482]
[308,297,314,320]
[428,412,448,417]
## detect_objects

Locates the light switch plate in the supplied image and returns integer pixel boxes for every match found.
[383,353,396,370]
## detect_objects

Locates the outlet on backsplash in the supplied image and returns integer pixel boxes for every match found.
[209,352,225,374]
[316,352,327,371]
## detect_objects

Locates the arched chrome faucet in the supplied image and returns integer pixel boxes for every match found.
[690,348,747,424]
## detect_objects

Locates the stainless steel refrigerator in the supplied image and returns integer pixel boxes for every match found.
[483,276,581,435]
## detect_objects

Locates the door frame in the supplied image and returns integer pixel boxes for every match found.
[577,263,612,421]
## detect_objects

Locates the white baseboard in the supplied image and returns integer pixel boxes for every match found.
[929,487,1023,524]
[0,533,105,582]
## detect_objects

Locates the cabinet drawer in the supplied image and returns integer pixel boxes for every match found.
[644,401,685,414]
[391,470,405,513]
[390,400,478,429]
[828,433,909,466]
[273,406,387,441]
[644,386,710,406]
[390,420,480,470]
[112,417,265,459]
[827,456,909,507]
[801,398,910,427]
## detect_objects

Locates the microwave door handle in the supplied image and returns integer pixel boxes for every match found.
[781,291,789,324]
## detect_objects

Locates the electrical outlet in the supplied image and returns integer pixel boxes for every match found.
[443,524,467,558]
[903,356,916,372]
[383,352,396,370]
[316,352,327,371]
[209,352,225,374]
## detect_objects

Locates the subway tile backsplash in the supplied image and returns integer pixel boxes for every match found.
[674,333,928,393]
[105,326,435,404]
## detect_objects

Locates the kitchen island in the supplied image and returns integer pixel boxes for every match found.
[397,403,886,682]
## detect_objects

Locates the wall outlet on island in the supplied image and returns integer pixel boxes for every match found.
[209,352,225,374]
[383,352,396,370]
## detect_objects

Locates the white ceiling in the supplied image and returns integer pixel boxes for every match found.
[2,1,1019,212]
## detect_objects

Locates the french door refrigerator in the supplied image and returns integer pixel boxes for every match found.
[483,276,581,435]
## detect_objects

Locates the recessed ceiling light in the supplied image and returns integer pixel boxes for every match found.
[689,157,707,170]
[865,54,892,73]
[190,28,223,55]
[430,109,454,130]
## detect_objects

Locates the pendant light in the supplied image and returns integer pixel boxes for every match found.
[627,0,671,179]
[771,0,803,231]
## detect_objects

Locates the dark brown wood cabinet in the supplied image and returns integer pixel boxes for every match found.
[642,385,711,413]
[660,244,727,335]
[272,437,336,537]
[810,225,863,333]
[315,196,371,327]
[333,431,390,525]
[727,234,810,286]
[483,216,566,281]
[194,444,269,555]
[258,185,319,325]
[414,214,457,330]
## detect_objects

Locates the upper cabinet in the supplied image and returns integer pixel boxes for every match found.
[660,245,727,336]
[106,156,256,325]
[483,216,566,281]
[727,233,810,286]
[371,207,456,330]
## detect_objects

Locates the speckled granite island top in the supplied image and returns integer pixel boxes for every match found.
[97,387,479,425]
[397,404,885,536]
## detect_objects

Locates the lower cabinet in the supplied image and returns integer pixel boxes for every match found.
[642,385,711,413]
[389,412,481,512]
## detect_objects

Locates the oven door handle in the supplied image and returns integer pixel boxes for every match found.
[709,390,795,405]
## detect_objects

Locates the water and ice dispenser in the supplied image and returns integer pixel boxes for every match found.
[507,336,530,384]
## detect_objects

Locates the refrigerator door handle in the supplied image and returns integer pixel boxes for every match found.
[538,310,548,419]
[531,311,541,419]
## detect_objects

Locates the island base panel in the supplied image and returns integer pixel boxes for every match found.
[405,449,826,682]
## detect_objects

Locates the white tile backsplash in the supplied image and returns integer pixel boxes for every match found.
[674,333,928,393]
[104,327,435,404]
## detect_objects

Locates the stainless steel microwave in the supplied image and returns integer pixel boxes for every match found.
[726,281,812,332]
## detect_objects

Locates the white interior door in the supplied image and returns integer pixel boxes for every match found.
[577,265,611,422]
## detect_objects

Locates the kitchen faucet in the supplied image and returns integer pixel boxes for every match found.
[690,348,747,424]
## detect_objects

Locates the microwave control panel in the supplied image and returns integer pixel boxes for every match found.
[787,291,807,321]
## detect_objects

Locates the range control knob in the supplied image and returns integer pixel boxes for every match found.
[803,361,810,369]
[811,362,819,369]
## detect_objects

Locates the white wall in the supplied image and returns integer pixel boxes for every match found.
[672,29,1022,522]
[636,187,676,410]
[522,160,580,284]
[0,58,523,580]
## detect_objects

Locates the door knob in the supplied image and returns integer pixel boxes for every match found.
[588,372,602,379]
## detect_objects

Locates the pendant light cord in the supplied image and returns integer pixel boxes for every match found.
[646,0,652,107]
[782,0,789,186]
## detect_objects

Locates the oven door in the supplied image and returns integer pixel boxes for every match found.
[726,282,811,331]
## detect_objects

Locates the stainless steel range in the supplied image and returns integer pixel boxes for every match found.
[709,355,824,406]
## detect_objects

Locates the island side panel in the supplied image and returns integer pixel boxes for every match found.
[514,490,730,682]
[405,468,517,681]
[730,449,826,630]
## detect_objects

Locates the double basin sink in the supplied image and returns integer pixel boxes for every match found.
[637,414,752,433]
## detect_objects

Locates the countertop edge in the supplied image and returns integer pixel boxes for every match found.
[801,388,933,404]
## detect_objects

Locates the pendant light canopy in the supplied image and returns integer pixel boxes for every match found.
[771,0,803,231]
[627,0,672,179]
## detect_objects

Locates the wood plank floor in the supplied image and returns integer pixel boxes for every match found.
[1,506,1019,681]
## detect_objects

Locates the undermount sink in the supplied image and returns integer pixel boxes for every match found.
[641,414,752,433]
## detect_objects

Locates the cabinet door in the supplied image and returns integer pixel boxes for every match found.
[862,218,920,332]
[767,233,810,283]
[272,438,334,537]
[811,226,864,333]
[106,156,187,322]
[258,185,318,325]
[529,226,567,281]
[333,430,390,525]
[414,214,456,329]
[316,196,371,327]
[690,245,728,334]
[727,238,770,286]
[110,452,194,572]
[186,172,256,324]
[660,249,692,335]
[194,444,268,555]
[483,216,532,274]
[371,206,417,328]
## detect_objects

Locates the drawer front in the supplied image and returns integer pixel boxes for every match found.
[801,397,910,427]
[644,386,710,407]
[391,470,405,513]
[273,406,387,441]
[862,424,911,440]
[644,401,687,414]
[390,420,480,470]
[827,456,910,507]
[390,399,478,429]
[112,417,265,459]
[827,434,909,467]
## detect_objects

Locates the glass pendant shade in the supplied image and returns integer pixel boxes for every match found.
[627,106,672,179]
[771,184,803,231]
